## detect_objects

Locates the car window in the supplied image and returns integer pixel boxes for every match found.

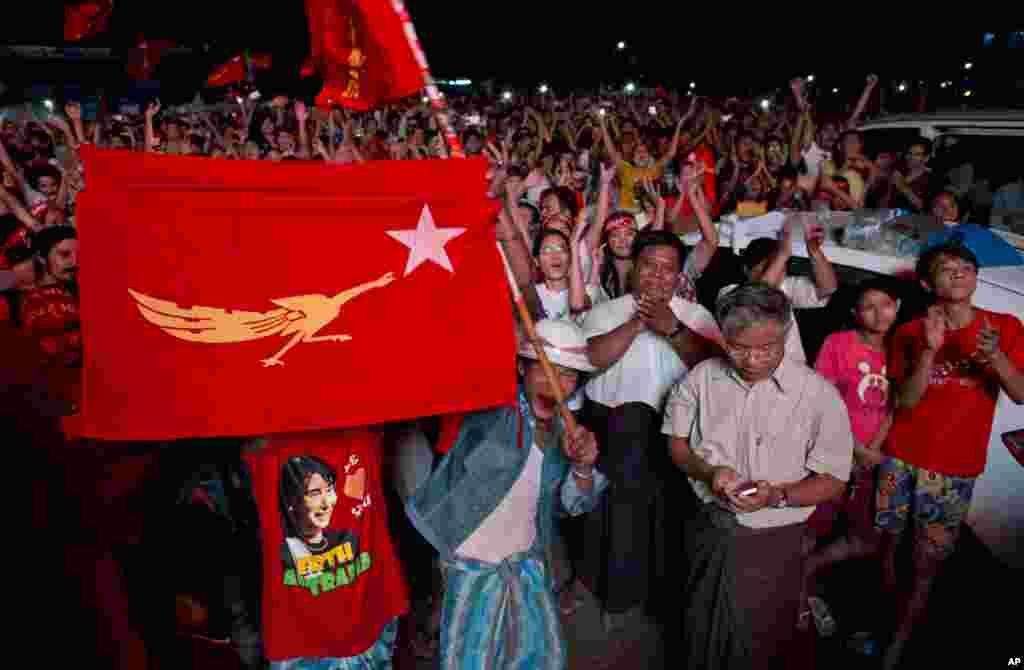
[861,128,925,160]
[932,134,1024,228]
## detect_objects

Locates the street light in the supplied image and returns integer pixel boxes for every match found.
[617,41,626,51]
[964,89,973,97]
[832,87,839,94]
[807,74,815,82]
[624,82,636,94]
[539,84,549,94]
[759,99,771,111]
[689,81,696,89]
[502,91,512,101]
[898,82,907,92]
[964,61,973,70]
[941,81,949,89]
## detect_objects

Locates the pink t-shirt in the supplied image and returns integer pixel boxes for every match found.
[814,330,889,446]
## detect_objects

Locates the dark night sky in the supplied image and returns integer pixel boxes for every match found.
[4,4,1018,102]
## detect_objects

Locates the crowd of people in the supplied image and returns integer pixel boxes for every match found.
[3,70,1023,670]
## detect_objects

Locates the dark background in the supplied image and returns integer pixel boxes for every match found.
[2,4,1022,106]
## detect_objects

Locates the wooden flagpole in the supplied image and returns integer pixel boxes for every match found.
[390,1,577,434]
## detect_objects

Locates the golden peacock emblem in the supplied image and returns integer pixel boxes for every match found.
[128,272,395,367]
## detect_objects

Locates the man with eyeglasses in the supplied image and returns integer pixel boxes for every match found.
[580,230,722,630]
[663,282,854,669]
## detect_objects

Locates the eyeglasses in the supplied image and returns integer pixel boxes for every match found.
[723,338,785,360]
[539,244,569,255]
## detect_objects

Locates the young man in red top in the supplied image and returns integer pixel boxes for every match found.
[876,242,1024,669]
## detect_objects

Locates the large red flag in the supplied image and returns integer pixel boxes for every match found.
[301,0,426,110]
[73,146,516,441]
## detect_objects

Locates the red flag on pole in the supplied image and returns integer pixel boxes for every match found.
[206,52,273,88]
[72,147,516,441]
[301,0,426,110]
[64,0,113,41]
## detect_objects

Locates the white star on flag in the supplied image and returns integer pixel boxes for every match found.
[386,204,466,276]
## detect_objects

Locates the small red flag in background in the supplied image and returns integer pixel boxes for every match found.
[206,52,273,88]
[73,146,516,441]
[301,0,426,110]
[64,0,113,41]
[126,36,176,81]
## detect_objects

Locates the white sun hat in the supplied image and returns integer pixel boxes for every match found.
[517,318,596,373]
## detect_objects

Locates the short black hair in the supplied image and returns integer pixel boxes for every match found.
[740,237,780,271]
[532,228,572,257]
[915,241,979,286]
[631,229,688,269]
[540,186,579,220]
[31,165,62,186]
[31,225,77,259]
[907,137,933,155]
[852,276,902,308]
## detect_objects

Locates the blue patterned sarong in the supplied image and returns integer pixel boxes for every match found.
[440,550,566,670]
[269,618,397,670]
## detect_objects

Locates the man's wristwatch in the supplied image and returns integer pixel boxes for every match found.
[772,487,789,509]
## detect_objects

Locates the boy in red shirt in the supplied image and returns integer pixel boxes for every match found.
[876,242,1024,669]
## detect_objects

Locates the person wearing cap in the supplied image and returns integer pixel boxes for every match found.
[663,282,853,669]
[719,219,838,364]
[405,318,608,670]
[579,229,722,631]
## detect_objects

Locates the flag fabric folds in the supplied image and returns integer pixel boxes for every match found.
[301,0,426,110]
[73,146,516,441]
[64,0,113,41]
[206,52,273,88]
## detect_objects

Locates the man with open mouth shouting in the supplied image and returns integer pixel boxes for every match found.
[405,318,608,670]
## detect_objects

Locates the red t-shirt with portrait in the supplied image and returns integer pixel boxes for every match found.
[884,309,1024,477]
[19,284,82,369]
[243,429,409,661]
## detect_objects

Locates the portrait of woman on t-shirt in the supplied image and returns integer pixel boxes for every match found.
[279,455,359,577]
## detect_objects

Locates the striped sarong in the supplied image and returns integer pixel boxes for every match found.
[440,550,566,670]
[269,618,397,670]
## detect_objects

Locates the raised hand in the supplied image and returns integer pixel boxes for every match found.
[562,425,599,470]
[635,292,677,337]
[866,73,879,87]
[145,100,161,119]
[975,317,1003,365]
[599,161,616,187]
[65,102,82,121]
[924,306,947,353]
[805,221,827,255]
[294,100,308,124]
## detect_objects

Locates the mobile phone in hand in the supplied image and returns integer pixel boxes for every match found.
[1004,430,1023,467]
[735,481,758,497]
